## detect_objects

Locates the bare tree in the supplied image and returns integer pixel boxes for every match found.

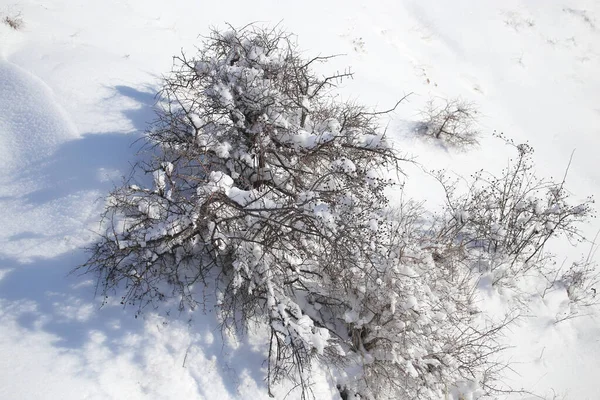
[81,23,415,399]
[79,25,595,400]
[417,97,480,148]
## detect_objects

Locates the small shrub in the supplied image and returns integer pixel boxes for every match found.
[417,97,480,148]
[431,133,594,288]
[562,259,598,305]
[3,13,23,30]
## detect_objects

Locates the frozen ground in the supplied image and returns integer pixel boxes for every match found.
[1,0,599,399]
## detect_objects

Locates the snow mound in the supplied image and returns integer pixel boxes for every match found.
[0,59,76,182]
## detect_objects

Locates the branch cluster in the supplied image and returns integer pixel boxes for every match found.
[80,26,595,400]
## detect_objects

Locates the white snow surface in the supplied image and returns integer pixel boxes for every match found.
[1,0,599,399]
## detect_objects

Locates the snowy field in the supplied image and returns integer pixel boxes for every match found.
[1,0,599,399]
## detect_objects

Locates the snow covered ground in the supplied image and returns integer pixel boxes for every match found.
[1,0,599,398]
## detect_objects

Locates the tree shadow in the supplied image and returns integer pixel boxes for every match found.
[0,84,273,399]
[18,132,140,205]
[395,119,453,155]
[0,251,140,350]
[0,249,269,398]
[17,85,160,207]
[114,84,159,126]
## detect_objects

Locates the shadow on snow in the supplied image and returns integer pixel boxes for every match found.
[0,84,269,399]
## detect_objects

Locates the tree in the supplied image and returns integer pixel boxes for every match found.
[82,23,412,398]
[81,25,594,400]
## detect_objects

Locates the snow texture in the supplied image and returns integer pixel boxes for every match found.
[1,0,600,399]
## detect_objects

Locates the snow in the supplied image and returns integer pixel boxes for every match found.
[1,0,600,399]
[332,158,357,174]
